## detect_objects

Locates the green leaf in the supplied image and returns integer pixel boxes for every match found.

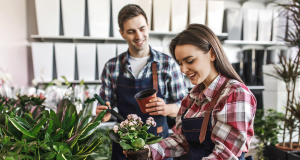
[76,116,91,133]
[46,120,53,135]
[68,126,74,139]
[15,116,32,130]
[79,79,84,86]
[51,129,64,142]
[0,113,6,126]
[120,141,133,150]
[53,144,59,152]
[50,109,62,131]
[78,121,101,141]
[41,152,56,159]
[8,117,33,138]
[40,143,52,151]
[91,110,106,123]
[138,130,148,140]
[61,76,70,86]
[24,113,37,125]
[25,117,47,141]
[66,113,76,132]
[77,137,102,154]
[0,124,13,137]
[145,136,163,144]
[44,133,53,142]
[109,130,121,143]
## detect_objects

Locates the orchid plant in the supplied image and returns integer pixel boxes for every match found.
[109,114,162,151]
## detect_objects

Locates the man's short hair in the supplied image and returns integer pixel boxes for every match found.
[118,4,148,31]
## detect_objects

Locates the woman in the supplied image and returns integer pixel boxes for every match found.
[144,24,256,160]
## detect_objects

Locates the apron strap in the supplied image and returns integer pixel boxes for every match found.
[199,78,229,143]
[152,62,158,91]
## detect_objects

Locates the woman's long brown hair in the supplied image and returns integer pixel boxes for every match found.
[169,24,244,84]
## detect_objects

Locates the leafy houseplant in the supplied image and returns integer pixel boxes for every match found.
[109,114,162,160]
[254,109,284,160]
[0,97,107,160]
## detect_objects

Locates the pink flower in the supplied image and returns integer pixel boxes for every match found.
[113,125,118,133]
[147,117,154,121]
[129,122,134,126]
[120,121,125,128]
[152,121,156,127]
[131,127,135,130]
[127,115,132,120]
[146,120,151,125]
[124,119,129,124]
[132,114,138,120]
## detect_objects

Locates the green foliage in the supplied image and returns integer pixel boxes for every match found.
[0,97,107,160]
[254,109,284,160]
[109,115,162,152]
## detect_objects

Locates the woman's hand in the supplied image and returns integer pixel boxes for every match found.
[145,97,170,116]
[95,101,111,122]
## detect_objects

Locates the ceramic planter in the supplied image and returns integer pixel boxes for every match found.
[189,0,206,25]
[258,10,273,41]
[31,42,54,82]
[153,0,171,32]
[61,0,85,36]
[87,0,110,37]
[54,43,75,81]
[76,43,96,81]
[97,44,117,76]
[207,0,224,34]
[35,0,60,36]
[171,0,188,32]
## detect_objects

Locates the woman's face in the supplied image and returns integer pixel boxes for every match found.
[175,44,217,86]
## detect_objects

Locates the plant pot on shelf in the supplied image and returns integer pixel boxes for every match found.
[264,145,287,160]
[126,148,149,160]
[288,151,300,160]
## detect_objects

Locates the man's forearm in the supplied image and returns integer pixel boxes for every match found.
[166,103,180,117]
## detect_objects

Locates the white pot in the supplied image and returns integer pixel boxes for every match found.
[76,43,96,81]
[88,0,110,37]
[226,9,242,40]
[153,0,171,32]
[171,0,188,32]
[207,0,224,34]
[258,10,273,41]
[35,0,60,36]
[112,0,135,38]
[61,0,85,36]
[117,44,128,55]
[189,0,206,25]
[31,42,54,82]
[97,44,117,76]
[54,43,75,81]
[135,0,152,28]
[243,9,258,41]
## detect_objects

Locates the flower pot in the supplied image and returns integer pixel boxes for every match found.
[126,148,149,160]
[264,145,287,160]
[61,0,85,36]
[258,9,273,41]
[276,143,300,151]
[31,42,54,82]
[87,0,110,37]
[134,89,157,114]
[54,43,75,81]
[288,151,300,160]
[207,0,224,34]
[153,0,171,32]
[171,0,188,32]
[189,0,206,25]
[35,0,60,36]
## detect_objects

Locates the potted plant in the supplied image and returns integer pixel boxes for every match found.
[109,114,163,160]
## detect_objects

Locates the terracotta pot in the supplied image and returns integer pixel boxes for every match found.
[276,143,300,151]
[127,148,149,160]
[134,89,157,114]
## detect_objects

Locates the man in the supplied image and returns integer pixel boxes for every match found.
[96,4,188,160]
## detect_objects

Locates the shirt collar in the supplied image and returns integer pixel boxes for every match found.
[121,45,159,67]
[189,74,227,102]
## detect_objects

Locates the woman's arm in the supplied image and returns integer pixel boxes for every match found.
[203,87,257,160]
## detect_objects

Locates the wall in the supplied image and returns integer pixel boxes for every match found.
[0,0,29,87]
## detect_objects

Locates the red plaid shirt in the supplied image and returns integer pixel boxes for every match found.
[150,74,257,160]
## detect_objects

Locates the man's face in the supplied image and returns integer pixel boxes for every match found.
[120,15,149,53]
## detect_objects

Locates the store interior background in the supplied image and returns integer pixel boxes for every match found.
[0,0,297,157]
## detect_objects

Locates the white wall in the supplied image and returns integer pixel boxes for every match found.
[0,0,29,87]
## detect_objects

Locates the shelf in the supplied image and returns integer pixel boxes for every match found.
[31,32,228,42]
[38,80,102,84]
[223,40,286,48]
[248,86,265,90]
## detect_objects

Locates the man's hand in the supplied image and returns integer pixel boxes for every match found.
[96,101,111,122]
[145,97,179,117]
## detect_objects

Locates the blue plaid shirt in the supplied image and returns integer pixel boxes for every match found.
[99,46,188,108]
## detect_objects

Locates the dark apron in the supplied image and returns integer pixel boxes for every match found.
[112,62,172,160]
[181,78,253,160]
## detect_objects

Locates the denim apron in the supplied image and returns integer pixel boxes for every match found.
[111,62,172,160]
[181,78,253,160]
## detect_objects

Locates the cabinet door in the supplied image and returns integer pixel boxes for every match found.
[97,44,117,76]
[61,0,85,36]
[55,43,76,81]
[88,0,110,37]
[32,42,54,82]
[35,0,60,36]
[77,43,96,81]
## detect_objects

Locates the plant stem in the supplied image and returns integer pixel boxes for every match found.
[282,83,291,147]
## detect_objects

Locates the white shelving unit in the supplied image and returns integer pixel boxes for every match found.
[223,40,286,48]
